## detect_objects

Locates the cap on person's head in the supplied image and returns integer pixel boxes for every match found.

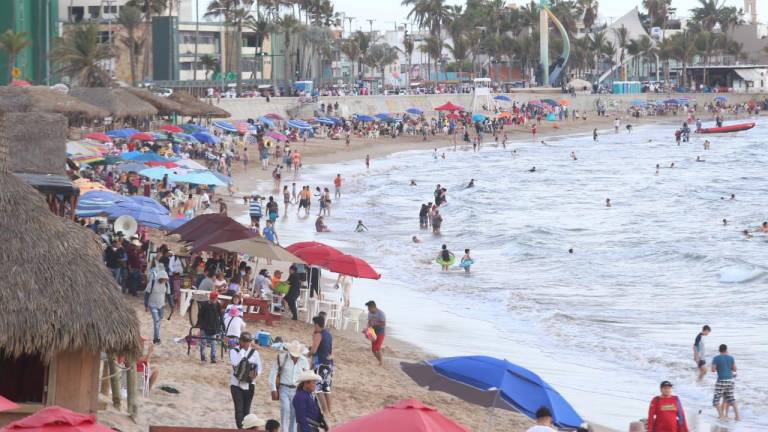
[535,406,552,419]
[660,380,673,388]
[365,300,376,308]
[209,291,219,300]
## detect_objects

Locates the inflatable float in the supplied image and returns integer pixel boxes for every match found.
[696,122,755,134]
[459,259,475,268]
[436,255,456,266]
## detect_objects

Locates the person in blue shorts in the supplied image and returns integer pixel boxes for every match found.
[711,344,739,421]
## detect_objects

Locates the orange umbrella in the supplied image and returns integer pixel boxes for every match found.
[558,99,570,106]
[497,112,512,119]
[73,178,108,193]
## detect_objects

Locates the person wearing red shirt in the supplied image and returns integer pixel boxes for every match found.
[647,381,688,432]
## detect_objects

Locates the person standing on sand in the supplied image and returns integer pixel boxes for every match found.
[647,381,689,432]
[269,340,309,432]
[146,270,171,345]
[694,325,711,380]
[310,315,334,416]
[198,291,223,363]
[526,407,557,432]
[365,301,386,366]
[230,332,262,429]
[284,265,301,320]
[293,370,327,432]
[712,344,740,420]
[333,174,342,199]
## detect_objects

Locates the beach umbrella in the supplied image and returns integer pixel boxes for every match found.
[374,113,391,120]
[333,399,468,432]
[66,141,99,157]
[406,108,423,115]
[9,79,32,87]
[129,195,169,214]
[265,129,287,141]
[292,245,344,267]
[129,132,155,142]
[315,117,336,126]
[354,114,376,122]
[1,405,114,432]
[471,113,488,123]
[209,238,305,263]
[71,155,105,165]
[171,213,232,239]
[83,132,112,143]
[714,95,727,102]
[72,178,108,193]
[493,95,511,102]
[76,190,126,217]
[107,128,140,139]
[496,112,512,119]
[120,150,144,160]
[558,99,570,106]
[174,170,227,186]
[175,159,207,170]
[104,200,170,228]
[180,124,207,133]
[541,98,558,106]
[324,254,381,279]
[210,170,231,184]
[190,224,258,253]
[0,395,18,412]
[130,152,172,163]
[138,166,174,180]
[259,116,276,129]
[159,124,183,133]
[287,119,313,130]
[162,217,189,231]
[114,162,147,173]
[285,241,338,254]
[144,160,179,168]
[235,122,249,134]
[401,356,583,429]
[630,99,647,107]
[212,120,238,132]
[192,131,220,145]
[446,113,462,120]
[87,155,121,166]
[329,117,343,125]
[173,133,199,144]
[265,113,284,121]
[434,102,463,111]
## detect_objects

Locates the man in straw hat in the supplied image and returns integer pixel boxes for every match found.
[293,370,327,432]
[242,414,267,430]
[269,340,309,432]
[230,332,262,428]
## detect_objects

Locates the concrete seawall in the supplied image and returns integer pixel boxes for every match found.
[213,92,768,120]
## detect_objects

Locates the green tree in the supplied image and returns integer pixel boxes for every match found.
[126,0,167,81]
[245,15,274,81]
[576,0,599,31]
[205,0,255,95]
[50,22,114,87]
[0,30,32,81]
[339,38,361,83]
[363,43,399,92]
[613,25,629,80]
[402,33,415,84]
[199,53,219,79]
[276,14,304,86]
[667,30,698,90]
[419,34,444,82]
[117,5,144,86]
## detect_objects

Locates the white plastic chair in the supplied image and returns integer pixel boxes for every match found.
[140,363,152,397]
[297,288,309,319]
[341,307,364,332]
[316,300,342,329]
[270,293,283,313]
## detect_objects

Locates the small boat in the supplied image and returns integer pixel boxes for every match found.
[696,122,755,134]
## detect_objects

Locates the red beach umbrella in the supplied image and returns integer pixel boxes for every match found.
[0,395,18,412]
[159,124,183,133]
[144,160,179,168]
[9,79,31,87]
[292,245,344,267]
[434,102,463,112]
[325,254,381,279]
[83,132,113,143]
[266,130,288,142]
[129,132,155,142]
[446,113,461,120]
[332,399,468,432]
[0,405,114,432]
[285,241,339,254]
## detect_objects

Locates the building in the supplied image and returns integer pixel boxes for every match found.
[0,0,59,85]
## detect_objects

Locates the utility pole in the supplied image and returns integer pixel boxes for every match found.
[346,17,355,37]
[366,19,375,34]
[193,0,199,81]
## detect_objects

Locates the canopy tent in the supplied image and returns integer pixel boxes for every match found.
[209,238,305,263]
[402,356,583,429]
[434,102,463,111]
[332,399,469,432]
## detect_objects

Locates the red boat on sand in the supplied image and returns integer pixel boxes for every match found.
[697,122,755,134]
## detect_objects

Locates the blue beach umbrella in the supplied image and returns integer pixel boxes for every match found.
[329,117,343,125]
[131,152,174,163]
[181,124,207,134]
[129,195,169,214]
[175,133,199,143]
[406,107,423,115]
[107,128,140,139]
[259,116,276,129]
[162,217,190,231]
[114,162,148,173]
[374,113,391,120]
[402,356,583,429]
[174,170,227,187]
[630,99,647,107]
[192,132,220,145]
[138,166,175,180]
[76,190,126,217]
[494,95,512,102]
[104,200,170,228]
[210,170,231,184]
[286,119,313,130]
[212,120,238,132]
[355,114,376,122]
[315,117,336,126]
[471,113,488,122]
[714,95,727,102]
[120,150,144,161]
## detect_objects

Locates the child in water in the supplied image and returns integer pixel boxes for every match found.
[436,245,454,271]
[355,220,368,232]
[460,249,473,273]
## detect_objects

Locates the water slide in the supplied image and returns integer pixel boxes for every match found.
[545,8,570,87]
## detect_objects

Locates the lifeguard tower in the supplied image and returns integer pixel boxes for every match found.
[470,78,494,113]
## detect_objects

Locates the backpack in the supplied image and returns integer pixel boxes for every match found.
[234,348,257,383]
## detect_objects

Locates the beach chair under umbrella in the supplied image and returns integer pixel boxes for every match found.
[401,355,583,429]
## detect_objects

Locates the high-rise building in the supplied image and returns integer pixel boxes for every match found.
[0,0,59,85]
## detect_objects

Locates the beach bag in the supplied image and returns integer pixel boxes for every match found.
[275,281,289,295]
[234,348,257,383]
[363,327,377,343]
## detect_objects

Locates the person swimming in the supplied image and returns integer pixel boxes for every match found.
[412,235,422,243]
[743,230,753,240]
[529,166,536,172]
[606,198,612,207]
[467,179,475,188]
[670,162,676,168]
[410,180,417,186]
[761,221,768,233]
[436,244,454,271]
[696,156,705,162]
[568,248,574,254]
[355,220,368,232]
[722,218,728,226]
[570,151,577,160]
[460,249,473,273]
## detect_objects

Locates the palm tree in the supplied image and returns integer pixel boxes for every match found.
[402,33,415,85]
[0,30,32,82]
[205,0,255,95]
[339,38,360,84]
[695,31,727,87]
[420,34,444,82]
[363,43,399,92]
[50,22,114,87]
[642,0,671,28]
[403,0,451,37]
[667,30,698,90]
[690,0,722,32]
[657,36,673,92]
[576,0,599,32]
[199,53,219,79]
[351,30,375,81]
[589,29,608,79]
[613,25,630,81]
[446,35,470,80]
[126,0,167,81]
[245,15,273,80]
[277,14,303,87]
[117,5,144,86]
[636,35,658,81]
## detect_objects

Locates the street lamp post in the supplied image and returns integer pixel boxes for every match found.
[193,0,199,82]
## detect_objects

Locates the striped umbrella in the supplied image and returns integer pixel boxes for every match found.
[76,190,126,217]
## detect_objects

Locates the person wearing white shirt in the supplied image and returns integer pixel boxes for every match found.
[223,306,247,339]
[268,340,309,432]
[526,407,557,432]
[229,333,262,429]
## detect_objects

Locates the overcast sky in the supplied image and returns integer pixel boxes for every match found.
[329,0,766,32]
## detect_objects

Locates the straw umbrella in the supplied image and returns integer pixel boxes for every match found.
[69,87,158,122]
[168,91,231,118]
[0,86,109,122]
[124,87,185,117]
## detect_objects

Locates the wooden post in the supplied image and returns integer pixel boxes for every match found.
[100,360,111,396]
[108,355,121,409]
[126,357,138,419]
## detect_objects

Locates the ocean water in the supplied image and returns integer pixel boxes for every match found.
[246,118,768,431]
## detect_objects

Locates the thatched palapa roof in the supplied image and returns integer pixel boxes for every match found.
[168,91,231,118]
[124,87,185,116]
[24,86,110,119]
[0,112,141,361]
[2,111,68,175]
[69,87,158,119]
